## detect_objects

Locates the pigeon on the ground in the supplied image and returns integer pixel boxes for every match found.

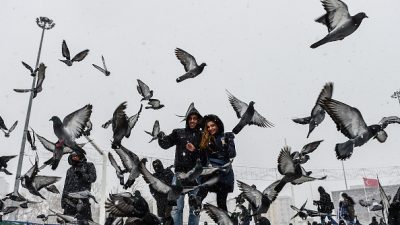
[226,90,274,134]
[1,120,18,138]
[14,63,46,98]
[21,61,38,77]
[145,99,164,110]
[136,79,153,101]
[59,40,89,66]
[50,104,92,155]
[175,48,206,83]
[0,155,17,175]
[68,190,98,203]
[291,200,334,220]
[108,152,125,185]
[20,154,61,199]
[105,191,149,218]
[176,102,194,122]
[145,120,160,143]
[36,133,74,170]
[26,129,37,150]
[321,98,400,160]
[237,179,281,215]
[310,0,368,48]
[103,102,142,149]
[112,145,141,189]
[290,140,324,164]
[92,55,110,76]
[293,82,333,137]
[203,203,238,225]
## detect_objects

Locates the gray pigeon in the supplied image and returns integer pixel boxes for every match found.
[92,55,110,76]
[0,116,7,130]
[321,98,400,159]
[203,203,237,225]
[14,62,46,98]
[275,146,303,191]
[21,61,38,77]
[105,191,149,218]
[237,179,281,216]
[359,199,383,211]
[1,120,18,138]
[50,209,99,225]
[310,0,368,48]
[293,82,333,138]
[175,48,206,83]
[59,40,89,66]
[104,102,142,149]
[108,152,125,186]
[226,90,274,134]
[176,159,203,182]
[68,190,98,203]
[176,102,194,122]
[145,99,164,110]
[291,200,335,220]
[291,167,327,185]
[50,104,92,155]
[0,155,17,175]
[0,200,18,222]
[137,79,153,101]
[290,140,324,164]
[36,133,74,170]
[144,120,160,143]
[112,145,141,189]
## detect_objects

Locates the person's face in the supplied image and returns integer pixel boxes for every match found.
[188,114,199,129]
[153,162,163,173]
[206,121,218,135]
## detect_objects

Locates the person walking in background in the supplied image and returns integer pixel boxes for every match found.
[339,193,356,225]
[313,186,338,225]
[157,104,205,225]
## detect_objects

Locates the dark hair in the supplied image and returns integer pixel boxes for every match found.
[202,114,224,134]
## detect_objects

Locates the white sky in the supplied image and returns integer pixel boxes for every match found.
[1,0,400,212]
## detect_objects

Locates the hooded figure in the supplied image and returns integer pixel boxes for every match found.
[199,114,236,211]
[61,152,97,221]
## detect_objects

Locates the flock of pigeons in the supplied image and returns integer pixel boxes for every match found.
[0,0,398,224]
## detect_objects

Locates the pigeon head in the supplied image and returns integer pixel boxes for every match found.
[249,101,255,107]
[49,116,62,124]
[353,12,368,23]
[200,63,207,68]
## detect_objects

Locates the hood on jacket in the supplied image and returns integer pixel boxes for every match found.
[185,105,202,130]
[202,114,224,135]
[68,152,87,165]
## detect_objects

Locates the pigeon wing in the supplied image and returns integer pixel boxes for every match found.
[250,110,274,128]
[203,203,234,225]
[277,146,296,175]
[62,104,93,139]
[36,133,56,152]
[292,117,311,124]
[316,82,334,106]
[71,49,89,62]
[237,180,263,209]
[262,179,281,201]
[102,55,108,72]
[105,195,136,216]
[112,102,128,131]
[33,176,61,191]
[0,116,6,130]
[92,64,106,74]
[61,40,70,60]
[35,63,46,93]
[3,206,18,215]
[320,0,350,32]
[13,89,32,93]
[152,120,160,135]
[21,61,34,73]
[126,104,143,137]
[139,160,171,194]
[0,155,17,163]
[175,48,198,72]
[379,116,400,129]
[136,79,151,98]
[300,140,323,155]
[8,121,18,133]
[226,90,248,118]
[322,98,368,139]
[291,175,327,185]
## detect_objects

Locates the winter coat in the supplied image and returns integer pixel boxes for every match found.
[317,192,334,213]
[339,199,355,221]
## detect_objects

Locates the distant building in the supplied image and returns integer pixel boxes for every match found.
[331,184,400,224]
[0,177,10,195]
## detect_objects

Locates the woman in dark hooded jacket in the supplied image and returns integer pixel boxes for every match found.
[200,114,236,210]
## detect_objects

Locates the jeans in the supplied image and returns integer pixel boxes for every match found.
[321,213,338,225]
[171,175,200,225]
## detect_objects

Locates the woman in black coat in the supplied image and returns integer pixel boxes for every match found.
[200,114,236,210]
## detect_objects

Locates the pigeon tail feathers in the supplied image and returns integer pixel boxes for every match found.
[335,140,354,160]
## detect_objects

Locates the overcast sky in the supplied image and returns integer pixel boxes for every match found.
[1,0,400,210]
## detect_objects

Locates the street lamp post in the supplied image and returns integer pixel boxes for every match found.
[13,17,55,195]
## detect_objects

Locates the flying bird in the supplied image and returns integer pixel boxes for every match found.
[290,200,334,220]
[226,90,274,134]
[175,48,206,83]
[136,79,153,101]
[108,152,125,186]
[0,155,17,175]
[321,98,400,160]
[0,120,18,138]
[310,0,368,48]
[92,55,110,76]
[49,104,92,155]
[203,203,237,225]
[0,200,18,222]
[176,102,194,122]
[290,168,327,185]
[144,120,160,143]
[359,199,383,211]
[290,140,324,164]
[68,190,98,204]
[145,99,164,110]
[103,102,142,149]
[14,63,46,98]
[105,191,149,218]
[0,116,6,131]
[293,82,333,137]
[59,40,89,66]
[21,61,38,77]
[112,145,141,189]
[50,209,99,225]
[275,146,304,191]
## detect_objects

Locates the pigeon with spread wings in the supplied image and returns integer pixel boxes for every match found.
[0,117,18,138]
[226,90,274,134]
[137,79,153,101]
[0,155,17,175]
[145,120,160,143]
[92,55,110,76]
[59,40,89,66]
[175,48,206,83]
[14,63,46,98]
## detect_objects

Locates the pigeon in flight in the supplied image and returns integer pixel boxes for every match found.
[145,120,160,143]
[290,167,327,185]
[26,129,37,150]
[0,155,17,175]
[175,48,206,83]
[108,152,125,185]
[176,102,194,122]
[49,104,92,154]
[21,61,38,77]
[0,119,18,138]
[113,145,141,189]
[92,55,110,76]
[68,190,98,204]
[105,191,149,218]
[103,102,142,149]
[203,203,237,225]
[290,140,324,164]
[226,90,274,134]
[14,63,46,98]
[275,146,303,191]
[137,79,153,101]
[359,199,383,211]
[290,200,334,220]
[237,179,281,216]
[0,200,18,222]
[50,209,99,225]
[293,82,333,138]
[321,98,400,159]
[36,133,74,170]
[310,0,368,48]
[145,99,164,110]
[59,40,89,66]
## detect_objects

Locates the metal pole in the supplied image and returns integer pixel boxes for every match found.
[13,17,55,195]
[341,161,348,190]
